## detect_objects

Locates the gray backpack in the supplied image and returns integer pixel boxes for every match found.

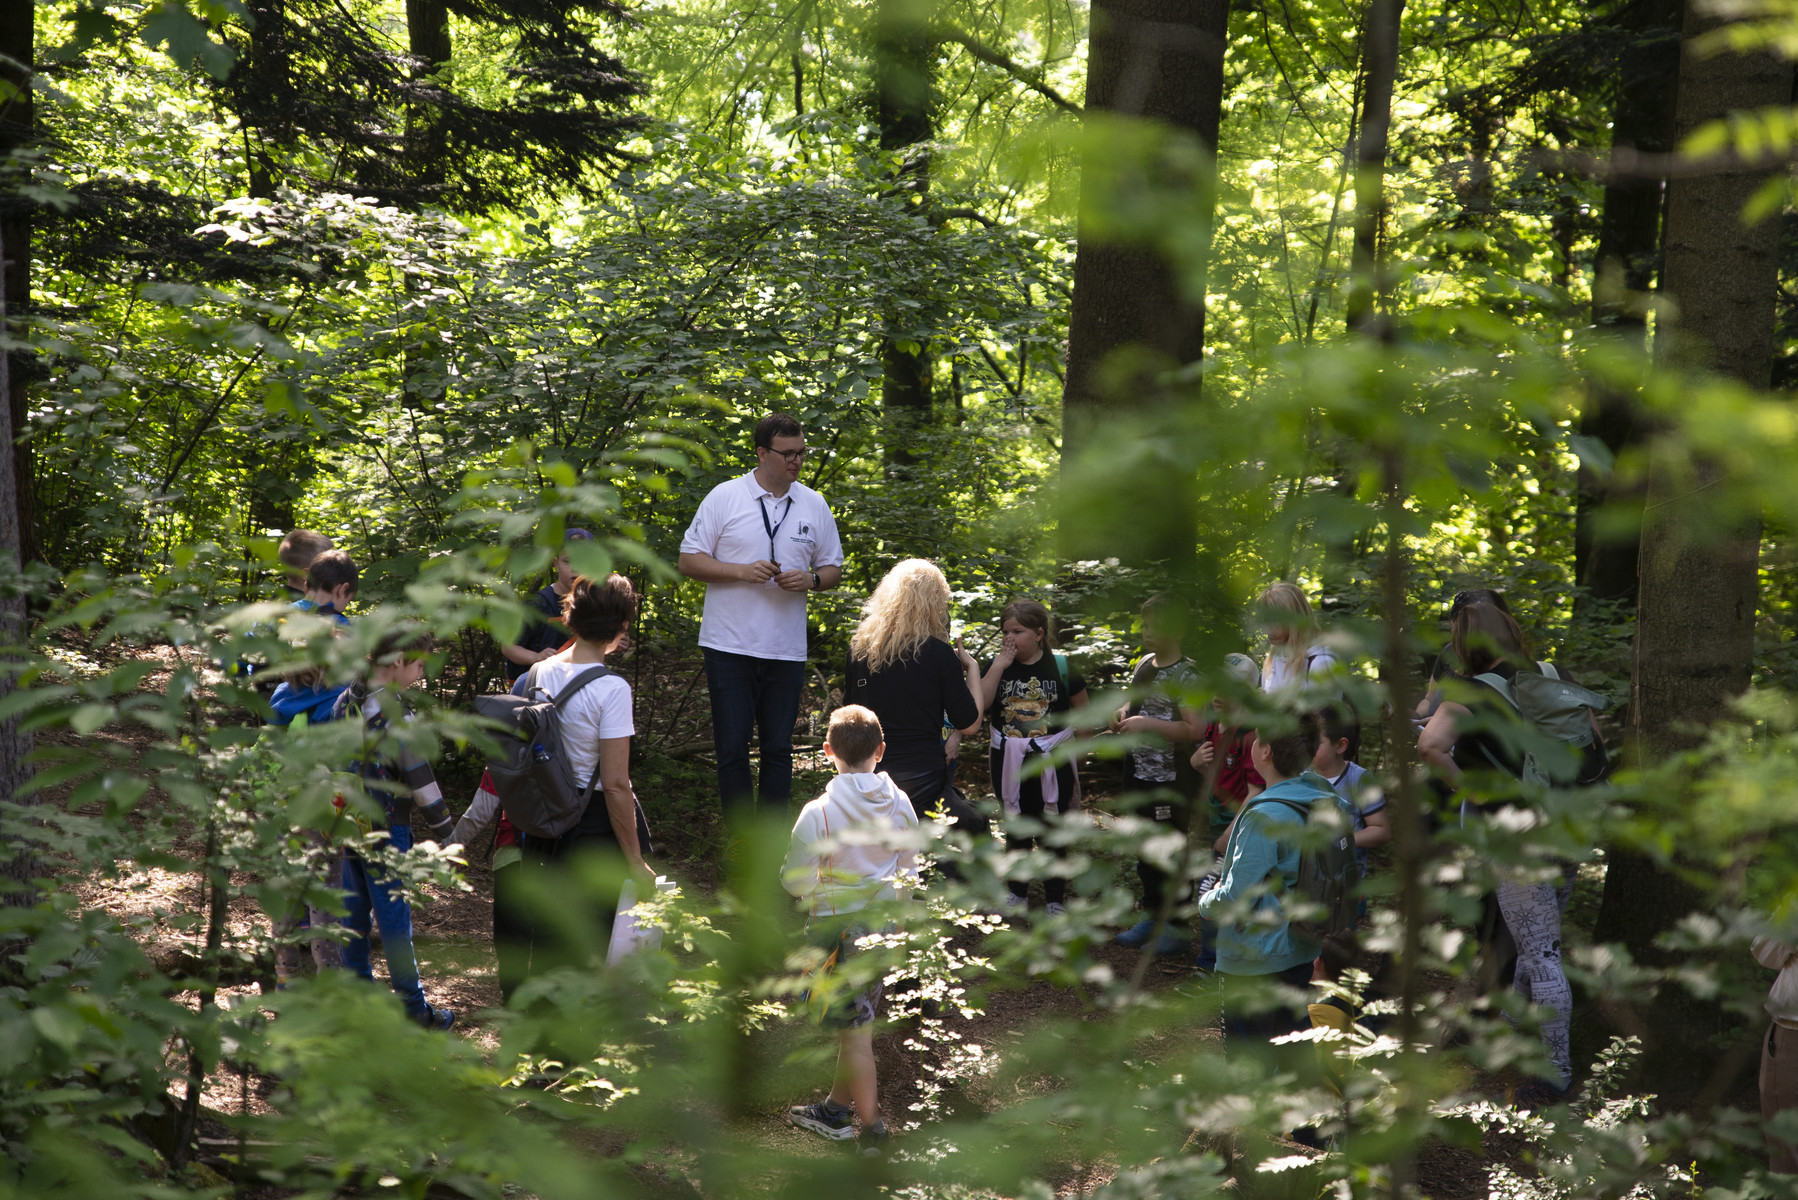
[1472,663,1612,788]
[1256,793,1363,942]
[473,663,614,839]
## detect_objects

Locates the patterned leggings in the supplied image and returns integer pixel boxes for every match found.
[1496,872,1573,1088]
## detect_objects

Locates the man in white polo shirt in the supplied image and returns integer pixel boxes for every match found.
[678,413,844,821]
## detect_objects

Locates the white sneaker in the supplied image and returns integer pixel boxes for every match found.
[1001,893,1027,912]
[1044,901,1067,917]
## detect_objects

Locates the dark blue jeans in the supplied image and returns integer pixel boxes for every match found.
[340,823,428,1018]
[704,648,806,819]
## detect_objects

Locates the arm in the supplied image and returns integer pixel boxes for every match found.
[951,644,985,736]
[500,642,556,667]
[597,737,653,885]
[679,550,776,584]
[1213,812,1237,855]
[1199,807,1282,920]
[775,562,844,593]
[450,779,502,847]
[1117,705,1203,744]
[975,646,1016,712]
[1355,804,1391,850]
[1418,701,1468,785]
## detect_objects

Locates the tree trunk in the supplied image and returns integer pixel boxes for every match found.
[240,0,291,197]
[0,193,38,908]
[875,0,933,469]
[1344,0,1403,336]
[406,0,451,194]
[0,3,40,569]
[1591,0,1789,1096]
[1059,0,1230,584]
[1574,0,1682,613]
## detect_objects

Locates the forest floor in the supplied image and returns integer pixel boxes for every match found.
[46,641,1728,1198]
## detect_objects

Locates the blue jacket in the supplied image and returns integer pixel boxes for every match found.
[1198,771,1350,976]
[267,681,349,726]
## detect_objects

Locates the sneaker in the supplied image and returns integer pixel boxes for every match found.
[1044,901,1067,917]
[859,1121,890,1157]
[1151,928,1193,957]
[1001,893,1027,913]
[415,1004,455,1031]
[1114,917,1158,947]
[787,1099,857,1141]
[1513,1077,1573,1111]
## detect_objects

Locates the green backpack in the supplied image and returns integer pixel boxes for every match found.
[1471,663,1612,788]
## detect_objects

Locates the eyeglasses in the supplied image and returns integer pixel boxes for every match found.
[764,447,807,463]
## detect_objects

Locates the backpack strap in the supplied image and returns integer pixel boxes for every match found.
[1538,661,1559,681]
[1052,652,1069,693]
[554,664,615,709]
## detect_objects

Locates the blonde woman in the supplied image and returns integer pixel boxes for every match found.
[1255,581,1338,693]
[846,560,984,820]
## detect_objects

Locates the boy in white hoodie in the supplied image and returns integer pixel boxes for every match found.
[782,704,918,1151]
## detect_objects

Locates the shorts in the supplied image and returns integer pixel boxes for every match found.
[801,921,886,1031]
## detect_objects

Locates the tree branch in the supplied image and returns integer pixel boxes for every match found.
[936,27,1083,116]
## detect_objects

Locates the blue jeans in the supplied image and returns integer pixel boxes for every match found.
[704,649,806,819]
[340,823,428,1018]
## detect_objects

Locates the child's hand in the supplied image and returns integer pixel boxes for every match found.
[1191,742,1216,770]
[994,637,1018,669]
[954,641,978,671]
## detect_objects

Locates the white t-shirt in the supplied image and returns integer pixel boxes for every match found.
[519,659,635,789]
[679,471,844,661]
[1260,643,1339,694]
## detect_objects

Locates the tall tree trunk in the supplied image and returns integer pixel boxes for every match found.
[0,197,38,908]
[406,0,452,189]
[0,3,39,569]
[1591,0,1789,1095]
[1059,0,1231,585]
[240,0,291,197]
[1574,0,1682,614]
[1344,0,1403,336]
[875,0,933,470]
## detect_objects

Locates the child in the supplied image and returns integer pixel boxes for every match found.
[974,599,1088,915]
[1196,717,1352,1050]
[268,550,361,724]
[1112,595,1203,954]
[502,528,594,683]
[1314,704,1389,873]
[278,529,335,599]
[334,626,457,1029]
[294,550,358,623]
[450,770,529,1007]
[783,705,919,1150]
[1190,652,1263,972]
[1256,581,1338,695]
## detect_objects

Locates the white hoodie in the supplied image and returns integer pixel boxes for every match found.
[781,772,920,918]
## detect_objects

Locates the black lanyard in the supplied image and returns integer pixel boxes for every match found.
[758,494,793,568]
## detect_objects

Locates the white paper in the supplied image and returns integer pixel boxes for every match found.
[606,875,675,965]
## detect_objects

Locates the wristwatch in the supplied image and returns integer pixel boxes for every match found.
[809,570,822,591]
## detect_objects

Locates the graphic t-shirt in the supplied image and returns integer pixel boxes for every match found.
[986,653,1085,739]
[1126,654,1199,784]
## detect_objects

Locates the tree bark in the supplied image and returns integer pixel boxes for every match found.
[1574,0,1682,613]
[875,0,933,469]
[1344,0,1403,336]
[406,0,451,193]
[1059,0,1230,582]
[0,186,37,907]
[1591,0,1789,1095]
[0,2,39,569]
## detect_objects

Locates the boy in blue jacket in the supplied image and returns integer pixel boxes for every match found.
[1197,715,1353,1049]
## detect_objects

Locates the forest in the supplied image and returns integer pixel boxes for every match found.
[7,0,1798,1195]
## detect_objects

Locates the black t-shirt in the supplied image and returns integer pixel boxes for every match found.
[985,653,1086,740]
[847,639,980,775]
[507,586,567,682]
